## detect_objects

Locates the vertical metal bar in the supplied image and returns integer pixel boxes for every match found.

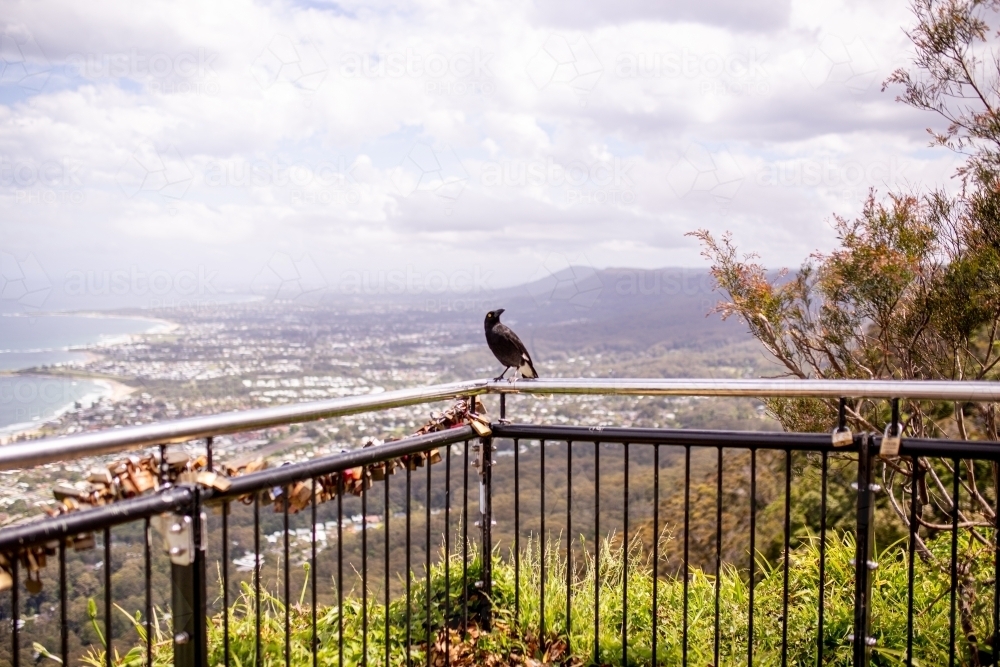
[949,457,959,667]
[500,393,506,421]
[221,504,229,667]
[312,479,318,667]
[407,464,413,661]
[254,495,261,667]
[682,444,690,666]
[363,481,369,667]
[566,440,572,639]
[60,538,69,667]
[777,450,789,667]
[444,444,451,667]
[906,456,917,666]
[514,437,520,627]
[11,551,18,667]
[594,441,600,666]
[384,472,391,667]
[652,444,659,665]
[748,448,756,667]
[852,436,875,667]
[206,436,213,472]
[173,488,208,667]
[992,462,1000,665]
[426,454,432,666]
[482,435,495,632]
[622,443,629,664]
[462,441,469,640]
[338,475,344,667]
[104,526,112,667]
[284,486,291,667]
[818,451,828,667]
[994,469,1000,667]
[715,447,723,667]
[540,439,546,640]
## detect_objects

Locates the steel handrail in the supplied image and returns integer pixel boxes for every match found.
[2,377,998,470]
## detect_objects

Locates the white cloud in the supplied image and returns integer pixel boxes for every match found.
[0,0,970,304]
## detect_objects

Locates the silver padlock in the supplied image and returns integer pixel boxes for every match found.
[880,423,902,458]
[831,427,853,447]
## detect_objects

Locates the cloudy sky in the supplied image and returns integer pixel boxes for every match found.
[0,0,966,311]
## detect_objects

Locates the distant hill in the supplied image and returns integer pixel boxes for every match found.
[340,266,753,355]
[489,266,749,353]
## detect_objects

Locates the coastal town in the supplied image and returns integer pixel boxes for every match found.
[0,300,770,527]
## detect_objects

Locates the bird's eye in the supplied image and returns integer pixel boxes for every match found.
[487,311,493,317]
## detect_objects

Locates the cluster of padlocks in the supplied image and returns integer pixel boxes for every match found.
[0,397,491,593]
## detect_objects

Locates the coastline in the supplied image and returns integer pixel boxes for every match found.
[0,311,166,445]
[0,375,136,444]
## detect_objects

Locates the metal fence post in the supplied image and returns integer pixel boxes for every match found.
[852,435,876,666]
[170,488,208,667]
[479,436,493,631]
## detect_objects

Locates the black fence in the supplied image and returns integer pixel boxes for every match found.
[0,399,998,666]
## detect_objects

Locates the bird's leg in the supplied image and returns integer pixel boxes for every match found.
[493,367,510,381]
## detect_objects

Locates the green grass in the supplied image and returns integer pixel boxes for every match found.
[62,530,997,666]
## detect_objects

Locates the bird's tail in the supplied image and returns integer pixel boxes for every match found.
[519,359,539,379]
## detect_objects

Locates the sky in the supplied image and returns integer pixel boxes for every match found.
[0,0,969,312]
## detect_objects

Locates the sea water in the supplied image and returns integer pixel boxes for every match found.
[0,314,165,432]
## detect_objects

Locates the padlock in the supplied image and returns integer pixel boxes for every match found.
[165,450,191,470]
[288,481,312,512]
[370,463,386,481]
[197,472,232,493]
[132,469,157,494]
[0,567,12,593]
[880,424,902,458]
[176,471,200,486]
[88,468,113,485]
[428,449,442,465]
[54,485,87,501]
[470,418,492,438]
[25,571,42,594]
[244,458,268,474]
[119,476,138,498]
[72,533,96,551]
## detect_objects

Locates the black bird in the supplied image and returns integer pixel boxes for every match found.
[484,309,538,380]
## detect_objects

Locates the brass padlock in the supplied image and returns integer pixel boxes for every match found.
[72,533,95,551]
[196,471,232,493]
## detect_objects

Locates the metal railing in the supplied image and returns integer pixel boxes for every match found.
[0,378,997,667]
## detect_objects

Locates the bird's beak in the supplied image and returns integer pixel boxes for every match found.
[495,308,505,316]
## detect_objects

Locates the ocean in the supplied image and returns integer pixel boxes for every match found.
[0,314,164,433]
